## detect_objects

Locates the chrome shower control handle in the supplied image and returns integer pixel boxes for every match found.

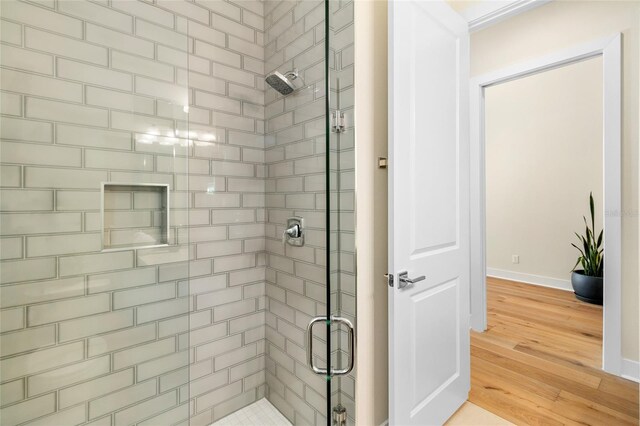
[285,224,301,238]
[397,271,425,289]
[282,224,300,245]
[282,217,305,247]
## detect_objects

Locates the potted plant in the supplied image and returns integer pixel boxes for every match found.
[570,192,603,305]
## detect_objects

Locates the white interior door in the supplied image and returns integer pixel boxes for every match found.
[388,1,470,425]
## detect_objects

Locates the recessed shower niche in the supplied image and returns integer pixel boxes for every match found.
[101,183,170,251]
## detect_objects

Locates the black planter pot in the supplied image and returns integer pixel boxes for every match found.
[571,270,603,305]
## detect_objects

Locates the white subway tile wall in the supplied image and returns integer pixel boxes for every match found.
[262,0,355,425]
[0,0,266,424]
[265,1,355,424]
[0,0,355,424]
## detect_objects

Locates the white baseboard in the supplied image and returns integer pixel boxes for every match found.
[487,268,572,292]
[622,358,640,383]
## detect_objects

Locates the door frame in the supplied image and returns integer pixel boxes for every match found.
[469,34,623,375]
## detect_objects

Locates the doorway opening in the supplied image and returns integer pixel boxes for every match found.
[469,35,623,375]
[466,35,640,424]
[483,56,604,369]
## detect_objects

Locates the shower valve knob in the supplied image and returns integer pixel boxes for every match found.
[284,224,301,238]
[282,217,305,247]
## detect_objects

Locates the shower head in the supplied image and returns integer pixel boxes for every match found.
[265,69,302,95]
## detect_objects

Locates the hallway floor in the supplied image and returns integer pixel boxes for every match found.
[470,277,639,425]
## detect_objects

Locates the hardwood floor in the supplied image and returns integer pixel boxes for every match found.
[470,277,639,425]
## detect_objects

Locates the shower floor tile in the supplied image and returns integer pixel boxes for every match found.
[211,398,292,426]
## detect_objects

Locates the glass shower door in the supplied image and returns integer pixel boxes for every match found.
[290,0,357,424]
[0,1,191,423]
[262,0,345,424]
[0,0,355,424]
[327,0,357,424]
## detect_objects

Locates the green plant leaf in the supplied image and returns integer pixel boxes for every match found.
[582,236,590,258]
[584,218,592,242]
[571,192,604,277]
[598,256,604,276]
[590,192,595,231]
[571,258,581,272]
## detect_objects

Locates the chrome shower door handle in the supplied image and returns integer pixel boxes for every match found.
[331,315,355,376]
[397,271,425,289]
[306,315,355,377]
[307,316,328,375]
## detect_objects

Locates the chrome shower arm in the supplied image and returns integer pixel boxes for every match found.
[283,68,300,80]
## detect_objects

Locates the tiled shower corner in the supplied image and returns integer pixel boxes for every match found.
[262,0,355,424]
[211,398,291,426]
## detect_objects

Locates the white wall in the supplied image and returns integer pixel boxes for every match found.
[471,0,639,362]
[485,57,603,288]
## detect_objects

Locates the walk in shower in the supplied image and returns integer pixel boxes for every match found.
[0,0,356,424]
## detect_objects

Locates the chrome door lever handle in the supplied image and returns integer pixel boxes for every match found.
[397,271,425,289]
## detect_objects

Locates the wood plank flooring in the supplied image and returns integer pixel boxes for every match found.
[470,277,639,425]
